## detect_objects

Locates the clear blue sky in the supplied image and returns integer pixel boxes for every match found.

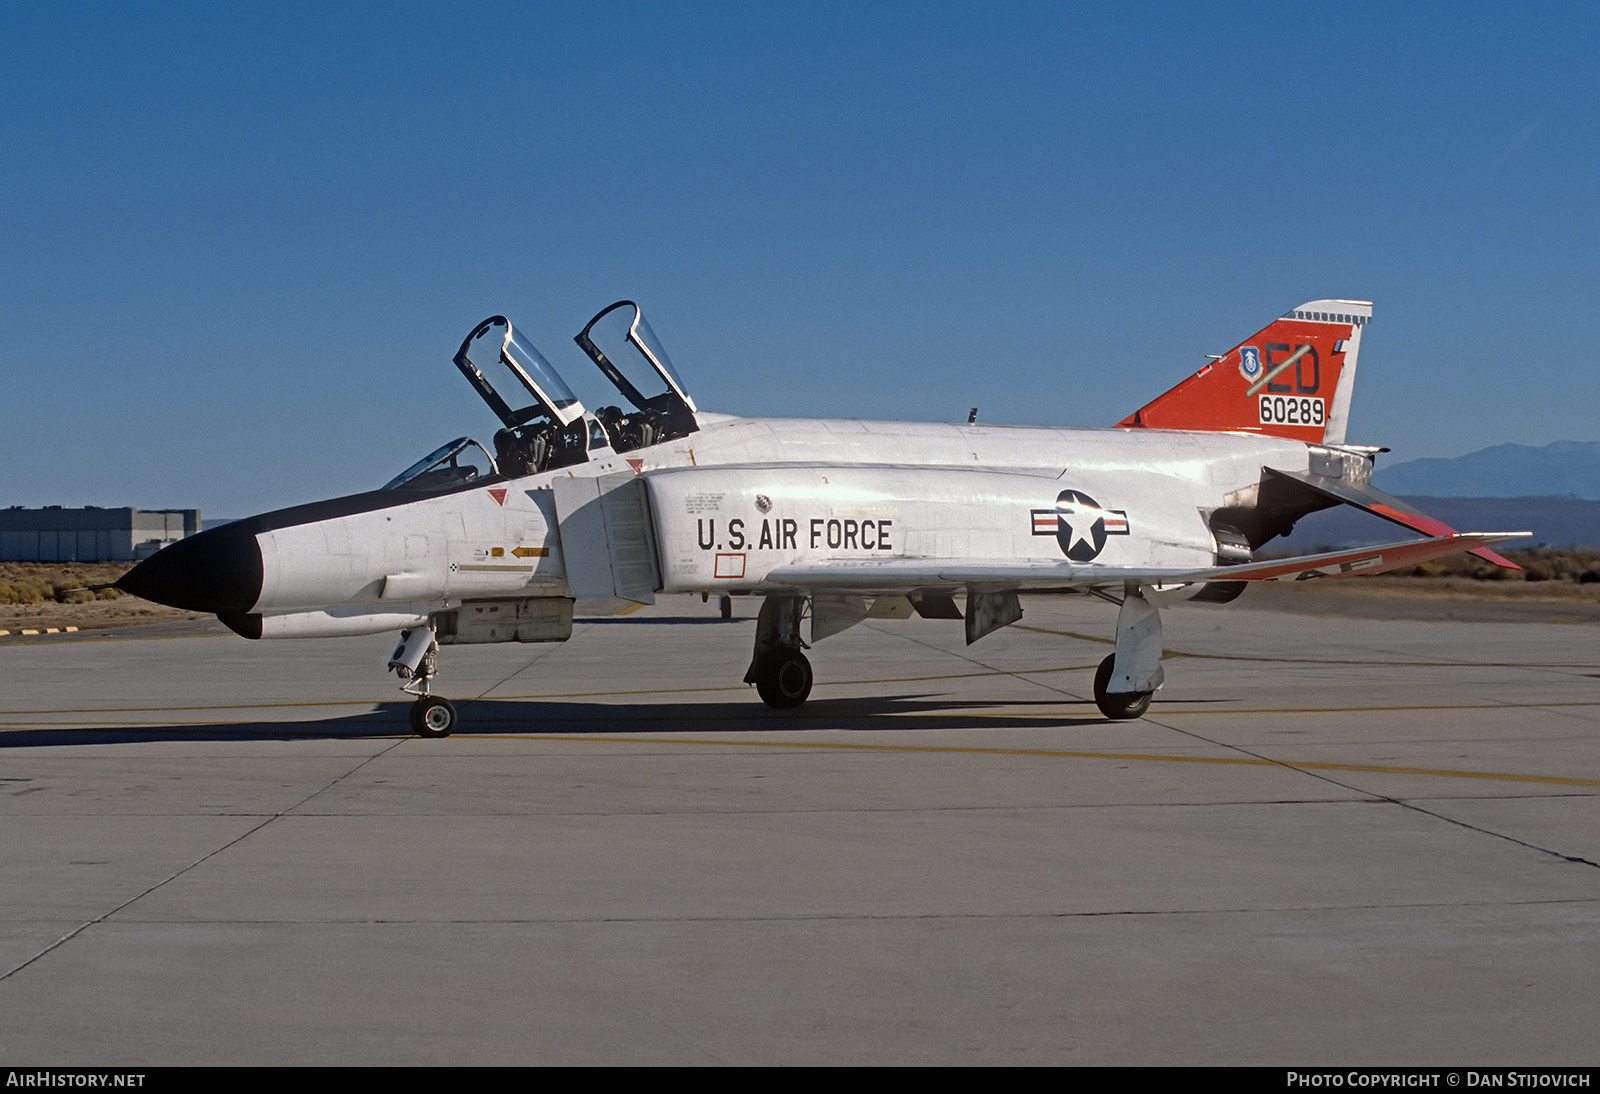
[3,2,1596,515]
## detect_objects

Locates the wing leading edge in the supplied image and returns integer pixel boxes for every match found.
[762,532,1528,594]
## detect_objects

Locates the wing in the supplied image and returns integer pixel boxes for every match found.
[763,531,1529,594]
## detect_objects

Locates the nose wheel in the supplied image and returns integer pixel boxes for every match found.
[409,695,459,738]
[390,625,461,737]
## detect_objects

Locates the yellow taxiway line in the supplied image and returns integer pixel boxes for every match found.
[459,732,1600,789]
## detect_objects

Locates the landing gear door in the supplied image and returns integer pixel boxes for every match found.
[552,471,662,604]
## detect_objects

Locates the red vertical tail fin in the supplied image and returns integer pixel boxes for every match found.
[1118,300,1372,444]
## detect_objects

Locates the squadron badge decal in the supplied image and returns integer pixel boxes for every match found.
[1238,345,1262,383]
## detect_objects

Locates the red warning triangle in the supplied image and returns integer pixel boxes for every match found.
[487,488,507,506]
[626,459,644,475]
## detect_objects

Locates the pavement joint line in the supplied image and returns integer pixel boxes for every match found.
[0,631,231,644]
[1009,625,1600,669]
[0,737,410,985]
[469,635,607,704]
[35,791,1576,819]
[1141,701,1600,714]
[43,895,1600,926]
[452,733,1600,788]
[861,621,1095,705]
[847,629,1595,732]
[1140,715,1600,869]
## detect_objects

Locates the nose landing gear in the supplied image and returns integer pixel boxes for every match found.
[389,625,458,738]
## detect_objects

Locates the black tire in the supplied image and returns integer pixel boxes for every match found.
[410,695,458,738]
[719,594,733,620]
[1093,653,1151,720]
[756,649,813,709]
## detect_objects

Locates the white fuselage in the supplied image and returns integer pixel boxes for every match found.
[248,415,1314,635]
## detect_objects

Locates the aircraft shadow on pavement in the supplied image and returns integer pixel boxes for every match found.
[0,694,1120,747]
[0,706,407,747]
[458,695,1109,735]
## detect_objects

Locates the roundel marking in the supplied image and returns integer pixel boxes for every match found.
[1057,490,1110,561]
[1030,491,1129,561]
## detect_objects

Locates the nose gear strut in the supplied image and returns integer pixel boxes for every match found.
[389,625,458,737]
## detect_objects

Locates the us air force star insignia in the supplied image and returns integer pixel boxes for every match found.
[1031,490,1129,562]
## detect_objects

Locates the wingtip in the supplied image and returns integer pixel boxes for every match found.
[1475,551,1521,570]
[1464,532,1531,571]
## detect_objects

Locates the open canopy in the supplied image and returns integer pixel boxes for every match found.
[447,305,703,477]
[576,301,699,444]
[453,316,586,429]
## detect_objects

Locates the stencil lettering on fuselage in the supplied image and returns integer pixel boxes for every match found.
[694,517,894,553]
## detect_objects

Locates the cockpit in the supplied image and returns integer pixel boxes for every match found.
[444,302,700,480]
[381,437,497,494]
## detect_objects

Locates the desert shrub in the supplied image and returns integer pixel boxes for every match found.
[0,579,47,604]
[0,567,123,603]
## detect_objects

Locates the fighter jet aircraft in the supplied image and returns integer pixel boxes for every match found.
[116,298,1526,736]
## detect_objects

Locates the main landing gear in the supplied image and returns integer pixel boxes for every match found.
[389,625,459,738]
[1092,584,1165,720]
[1093,654,1151,720]
[754,647,813,708]
[745,595,812,709]
[738,586,1168,720]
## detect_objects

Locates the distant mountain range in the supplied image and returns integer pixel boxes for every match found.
[1375,441,1600,500]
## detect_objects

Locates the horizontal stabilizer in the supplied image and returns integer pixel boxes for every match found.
[762,532,1528,594]
[1265,468,1522,569]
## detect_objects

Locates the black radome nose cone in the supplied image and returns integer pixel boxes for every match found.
[116,523,264,613]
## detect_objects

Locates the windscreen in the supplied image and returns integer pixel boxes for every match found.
[382,437,498,493]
